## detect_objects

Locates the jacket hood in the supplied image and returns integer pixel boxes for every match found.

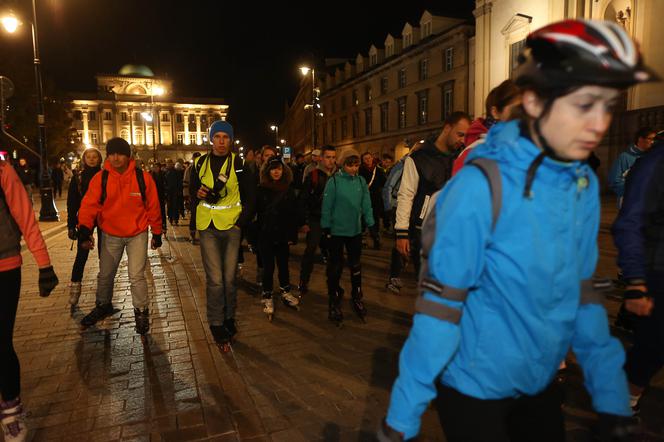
[259,159,293,188]
[103,158,137,176]
[465,118,490,147]
[467,120,591,186]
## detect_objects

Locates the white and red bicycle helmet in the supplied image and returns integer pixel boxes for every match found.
[516,19,658,90]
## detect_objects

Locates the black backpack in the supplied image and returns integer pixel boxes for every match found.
[99,167,147,206]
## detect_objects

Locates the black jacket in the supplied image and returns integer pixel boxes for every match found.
[67,166,101,229]
[256,162,302,243]
[299,165,334,224]
[359,164,386,213]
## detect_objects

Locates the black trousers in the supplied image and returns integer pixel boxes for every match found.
[300,219,323,284]
[167,193,180,222]
[259,240,290,293]
[435,383,565,442]
[625,272,664,388]
[326,235,362,295]
[0,268,21,401]
[70,228,102,282]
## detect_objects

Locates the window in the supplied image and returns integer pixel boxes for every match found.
[121,112,128,121]
[404,34,412,47]
[364,85,372,102]
[331,120,337,142]
[509,39,526,79]
[370,53,377,66]
[340,95,347,111]
[104,111,112,121]
[89,111,96,121]
[90,133,98,145]
[134,113,142,122]
[380,103,389,133]
[442,82,454,118]
[352,112,359,138]
[397,97,407,129]
[417,90,429,125]
[161,113,170,122]
[352,90,359,106]
[120,129,129,142]
[135,130,144,145]
[73,110,82,120]
[445,47,454,72]
[381,77,388,94]
[386,44,393,58]
[340,116,348,139]
[189,114,195,123]
[176,113,183,123]
[201,115,207,124]
[364,108,373,136]
[419,58,429,81]
[422,22,432,38]
[177,133,184,144]
[190,133,197,145]
[398,69,407,88]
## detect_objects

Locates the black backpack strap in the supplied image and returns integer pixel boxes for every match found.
[135,167,147,205]
[467,158,502,231]
[99,169,109,205]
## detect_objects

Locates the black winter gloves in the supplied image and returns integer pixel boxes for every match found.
[68,228,78,240]
[38,266,59,297]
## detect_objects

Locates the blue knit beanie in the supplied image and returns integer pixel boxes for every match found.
[208,120,234,143]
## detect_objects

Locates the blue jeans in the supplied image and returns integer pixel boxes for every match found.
[199,226,241,326]
[96,231,149,309]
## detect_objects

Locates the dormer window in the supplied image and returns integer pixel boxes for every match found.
[422,21,432,38]
[370,53,377,66]
[404,33,412,47]
[386,44,393,57]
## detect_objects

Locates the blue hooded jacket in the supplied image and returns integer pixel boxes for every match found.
[386,120,630,439]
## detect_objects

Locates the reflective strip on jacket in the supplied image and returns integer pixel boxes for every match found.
[195,153,242,231]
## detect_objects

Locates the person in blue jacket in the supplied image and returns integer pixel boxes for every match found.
[607,127,656,205]
[380,20,658,442]
[612,140,664,416]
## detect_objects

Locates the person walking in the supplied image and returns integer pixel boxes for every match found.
[359,151,386,249]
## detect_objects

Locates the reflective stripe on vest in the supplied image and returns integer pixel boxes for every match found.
[196,153,242,231]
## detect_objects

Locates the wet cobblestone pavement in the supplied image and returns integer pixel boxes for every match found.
[7,196,664,441]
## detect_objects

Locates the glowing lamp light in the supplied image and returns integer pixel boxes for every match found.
[141,112,153,122]
[152,86,165,96]
[299,66,311,76]
[1,14,19,33]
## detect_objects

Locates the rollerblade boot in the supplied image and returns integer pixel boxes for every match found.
[134,307,150,340]
[68,281,82,307]
[0,397,27,442]
[280,285,300,310]
[386,277,403,294]
[210,324,232,352]
[262,292,274,321]
[223,318,238,340]
[80,302,114,328]
[328,287,344,326]
[350,287,367,322]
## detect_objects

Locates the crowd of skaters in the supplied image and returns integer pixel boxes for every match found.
[1,18,664,442]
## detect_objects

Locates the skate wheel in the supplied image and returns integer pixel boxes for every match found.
[217,342,232,353]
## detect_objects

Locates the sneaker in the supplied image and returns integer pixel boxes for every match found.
[281,286,300,307]
[134,307,150,335]
[262,297,274,315]
[0,398,28,442]
[223,318,238,338]
[80,303,114,328]
[68,281,82,306]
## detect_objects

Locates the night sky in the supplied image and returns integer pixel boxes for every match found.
[6,0,475,149]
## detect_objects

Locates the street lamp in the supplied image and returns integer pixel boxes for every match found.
[269,124,279,147]
[2,4,58,220]
[300,65,317,152]
[148,83,164,163]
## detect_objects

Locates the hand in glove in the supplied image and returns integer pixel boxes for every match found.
[151,233,162,249]
[38,266,59,297]
[376,419,405,442]
[78,226,95,250]
[68,228,78,240]
[596,413,641,442]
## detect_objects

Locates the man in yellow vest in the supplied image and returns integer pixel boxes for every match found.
[190,120,256,351]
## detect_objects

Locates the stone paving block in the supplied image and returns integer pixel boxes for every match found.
[159,424,208,442]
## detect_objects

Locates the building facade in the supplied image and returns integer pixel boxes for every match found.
[282,11,474,160]
[70,64,228,162]
[473,0,664,188]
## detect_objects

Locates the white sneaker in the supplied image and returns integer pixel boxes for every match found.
[281,291,300,307]
[68,282,82,306]
[262,297,274,315]
[1,399,28,442]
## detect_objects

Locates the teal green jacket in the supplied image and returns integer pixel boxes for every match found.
[321,170,374,237]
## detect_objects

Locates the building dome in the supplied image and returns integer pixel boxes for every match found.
[118,64,154,77]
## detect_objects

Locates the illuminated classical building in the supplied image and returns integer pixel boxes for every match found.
[70,64,228,162]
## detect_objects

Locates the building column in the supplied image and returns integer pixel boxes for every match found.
[473,0,493,120]
[82,111,90,145]
[129,108,135,146]
[155,107,161,146]
[170,110,175,145]
[184,112,190,145]
[195,113,202,145]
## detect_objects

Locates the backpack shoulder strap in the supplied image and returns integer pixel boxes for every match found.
[135,167,147,205]
[99,169,109,205]
[467,158,502,231]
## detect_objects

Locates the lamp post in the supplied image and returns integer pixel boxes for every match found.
[140,111,155,163]
[2,3,58,220]
[300,66,317,152]
[149,84,164,163]
[269,124,279,147]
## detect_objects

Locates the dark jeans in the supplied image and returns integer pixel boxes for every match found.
[159,200,167,229]
[53,180,63,198]
[70,228,102,282]
[167,193,180,222]
[326,235,362,295]
[435,382,565,442]
[625,272,664,388]
[300,219,323,284]
[189,200,198,234]
[0,268,21,401]
[259,240,290,293]
[389,229,422,278]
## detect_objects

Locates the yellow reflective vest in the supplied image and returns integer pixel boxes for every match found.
[195,153,242,231]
